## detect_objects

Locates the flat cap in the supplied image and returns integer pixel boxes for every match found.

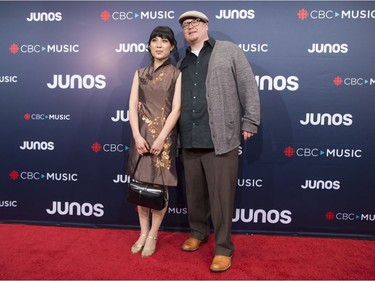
[178,10,209,24]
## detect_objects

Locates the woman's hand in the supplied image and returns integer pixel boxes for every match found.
[150,136,165,156]
[134,135,150,155]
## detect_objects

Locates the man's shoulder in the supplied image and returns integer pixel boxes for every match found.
[214,40,241,55]
[215,40,240,51]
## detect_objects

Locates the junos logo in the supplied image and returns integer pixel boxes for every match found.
[46,201,104,217]
[308,43,348,53]
[113,174,131,183]
[232,209,292,224]
[47,74,106,89]
[255,75,299,91]
[20,141,54,151]
[26,12,62,22]
[300,113,353,126]
[111,110,129,122]
[301,180,340,190]
[216,9,255,19]
[115,43,148,53]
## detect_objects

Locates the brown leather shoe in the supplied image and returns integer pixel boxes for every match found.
[181,237,208,252]
[210,255,232,272]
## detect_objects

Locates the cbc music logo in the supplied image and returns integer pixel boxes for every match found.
[333,76,375,87]
[26,12,62,22]
[325,211,375,222]
[46,74,106,90]
[232,209,292,224]
[91,142,130,153]
[0,75,18,83]
[9,43,79,54]
[24,113,71,121]
[100,9,174,21]
[129,206,188,215]
[168,207,188,215]
[283,146,362,158]
[111,110,129,122]
[255,75,299,92]
[300,113,353,126]
[297,8,375,20]
[215,9,255,20]
[238,43,268,53]
[237,178,263,188]
[9,170,78,182]
[46,201,104,217]
[131,206,188,216]
[0,200,18,208]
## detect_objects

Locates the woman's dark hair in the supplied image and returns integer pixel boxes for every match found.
[147,26,177,53]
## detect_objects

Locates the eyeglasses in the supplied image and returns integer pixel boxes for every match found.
[181,18,203,30]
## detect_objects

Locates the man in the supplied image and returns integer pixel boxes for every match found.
[177,10,260,272]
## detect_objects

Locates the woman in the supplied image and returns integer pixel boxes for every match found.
[127,26,181,258]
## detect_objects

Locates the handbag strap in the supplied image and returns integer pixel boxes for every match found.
[130,154,166,186]
[130,154,142,180]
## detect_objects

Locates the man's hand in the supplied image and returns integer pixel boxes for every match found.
[242,131,255,141]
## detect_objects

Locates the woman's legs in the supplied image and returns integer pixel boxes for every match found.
[131,206,150,253]
[142,190,168,257]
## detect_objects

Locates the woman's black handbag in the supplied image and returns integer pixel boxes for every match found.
[127,155,167,210]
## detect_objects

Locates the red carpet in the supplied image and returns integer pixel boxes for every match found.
[0,223,374,280]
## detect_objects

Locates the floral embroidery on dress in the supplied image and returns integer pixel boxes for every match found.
[140,70,165,85]
[154,140,172,170]
[139,96,172,172]
[140,111,160,137]
[139,77,147,85]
